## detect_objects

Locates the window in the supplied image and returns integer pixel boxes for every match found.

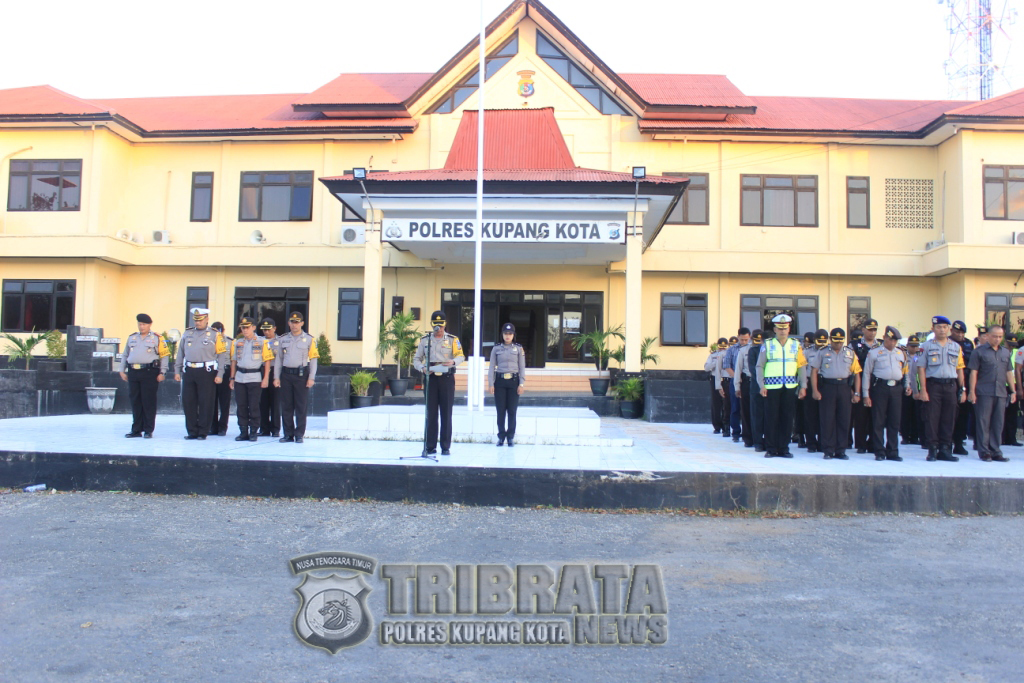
[740,295,818,337]
[239,171,313,221]
[984,292,1024,336]
[661,293,708,346]
[234,288,309,333]
[741,175,817,227]
[847,176,869,228]
[983,166,1024,220]
[185,287,209,329]
[429,32,519,114]
[535,31,627,116]
[338,288,363,340]
[190,173,213,222]
[664,173,709,225]
[7,160,81,211]
[847,296,871,334]
[2,280,75,332]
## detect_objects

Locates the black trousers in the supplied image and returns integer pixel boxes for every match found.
[749,382,765,448]
[425,372,456,451]
[211,378,232,434]
[729,377,742,436]
[852,401,872,450]
[127,367,160,435]
[764,386,798,456]
[739,376,753,446]
[719,379,732,435]
[900,394,919,443]
[869,382,903,458]
[925,380,958,449]
[818,382,853,456]
[279,372,310,438]
[182,367,216,437]
[803,389,820,449]
[794,393,805,443]
[975,394,1007,458]
[1002,400,1019,444]
[494,376,520,440]
[234,382,262,435]
[710,378,724,432]
[953,399,971,444]
[259,368,281,435]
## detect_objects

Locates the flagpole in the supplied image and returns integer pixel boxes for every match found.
[470,0,485,411]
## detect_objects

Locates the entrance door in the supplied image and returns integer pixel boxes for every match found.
[499,303,546,368]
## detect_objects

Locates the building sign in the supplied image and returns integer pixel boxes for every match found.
[518,70,535,98]
[383,219,624,244]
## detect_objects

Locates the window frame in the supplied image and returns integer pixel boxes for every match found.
[535,30,628,116]
[238,171,314,222]
[740,174,819,228]
[1,279,76,332]
[740,294,819,338]
[846,176,870,229]
[428,31,519,114]
[982,165,1024,221]
[190,172,214,222]
[847,296,872,335]
[660,292,708,346]
[7,159,82,212]
[984,292,1024,336]
[337,288,364,341]
[185,286,210,330]
[664,173,709,225]
[234,287,310,333]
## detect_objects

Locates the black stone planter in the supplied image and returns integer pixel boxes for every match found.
[387,378,410,396]
[351,395,373,408]
[619,400,642,419]
[589,378,610,396]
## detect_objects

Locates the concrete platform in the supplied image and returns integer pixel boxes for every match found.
[2,414,1023,513]
[320,405,630,446]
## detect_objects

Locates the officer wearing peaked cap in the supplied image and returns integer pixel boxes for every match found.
[174,307,229,439]
[209,321,233,436]
[745,330,767,451]
[756,313,807,458]
[863,326,911,461]
[119,313,170,438]
[229,316,274,442]
[801,329,829,453]
[272,311,318,443]
[811,327,862,460]
[414,310,465,455]
[257,317,281,437]
[705,338,728,434]
[917,315,966,462]
[489,322,526,446]
[851,318,880,454]
[950,320,975,454]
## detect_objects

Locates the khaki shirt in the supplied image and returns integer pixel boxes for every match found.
[231,335,275,383]
[271,332,319,380]
[863,345,910,395]
[918,339,965,380]
[174,327,229,378]
[489,342,526,387]
[413,332,466,375]
[812,346,861,380]
[120,331,170,373]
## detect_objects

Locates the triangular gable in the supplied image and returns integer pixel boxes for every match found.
[443,108,575,170]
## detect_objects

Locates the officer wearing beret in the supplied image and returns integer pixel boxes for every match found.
[209,321,233,436]
[489,322,526,446]
[272,312,318,443]
[257,318,281,437]
[119,313,170,438]
[917,315,966,461]
[850,319,880,453]
[174,307,229,440]
[863,326,912,461]
[756,314,807,458]
[414,310,465,455]
[705,338,728,434]
[811,328,861,460]
[950,320,975,455]
[229,316,274,442]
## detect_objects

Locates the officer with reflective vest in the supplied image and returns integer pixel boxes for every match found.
[271,311,318,443]
[413,310,465,455]
[756,313,808,458]
[229,316,274,442]
[810,327,862,460]
[119,312,170,438]
[174,307,229,440]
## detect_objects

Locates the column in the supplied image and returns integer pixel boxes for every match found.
[625,210,644,373]
[361,209,383,368]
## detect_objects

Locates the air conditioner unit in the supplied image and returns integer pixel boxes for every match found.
[115,229,131,241]
[1012,232,1024,245]
[152,230,171,244]
[131,232,145,244]
[339,225,365,245]
[924,239,946,251]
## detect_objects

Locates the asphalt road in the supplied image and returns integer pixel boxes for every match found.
[1,491,1022,683]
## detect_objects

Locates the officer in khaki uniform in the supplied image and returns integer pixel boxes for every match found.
[489,322,526,447]
[917,315,966,462]
[850,319,880,453]
[257,318,281,437]
[413,310,465,455]
[863,326,912,461]
[705,338,728,434]
[209,321,233,436]
[229,316,274,442]
[271,312,318,443]
[801,329,829,453]
[174,307,229,440]
[810,328,862,460]
[119,313,170,438]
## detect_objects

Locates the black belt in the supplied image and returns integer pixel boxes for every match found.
[497,372,519,380]
[281,366,307,377]
[872,377,902,387]
[820,378,849,385]
[927,377,956,384]
[128,361,160,371]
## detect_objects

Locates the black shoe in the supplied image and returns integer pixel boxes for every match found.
[780,451,794,458]
[218,430,227,437]
[235,434,249,441]
[722,432,732,438]
[732,436,740,443]
[927,448,937,461]
[507,439,514,447]
[980,454,993,462]
[144,433,152,439]
[953,441,968,456]
[184,435,199,440]
[992,455,1010,462]
[875,454,885,461]
[125,432,142,438]
[937,450,959,462]
[823,453,832,460]
[441,449,450,456]
[294,437,303,443]
[765,451,776,458]
[886,454,903,462]
[1010,441,1023,447]
[256,430,271,437]
[279,436,294,443]
[713,429,721,434]
[248,434,258,442]
[271,432,280,438]
[754,445,765,453]
[426,449,437,455]
[807,446,818,454]
[857,448,867,454]
[497,437,505,446]
[834,452,849,460]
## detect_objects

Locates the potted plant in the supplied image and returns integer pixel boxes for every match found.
[614,376,645,419]
[2,330,46,369]
[570,324,623,395]
[379,312,420,396]
[348,370,379,408]
[640,336,661,371]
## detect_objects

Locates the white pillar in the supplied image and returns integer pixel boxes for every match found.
[360,209,383,368]
[625,211,644,373]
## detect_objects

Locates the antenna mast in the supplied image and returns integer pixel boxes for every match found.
[944,0,1017,100]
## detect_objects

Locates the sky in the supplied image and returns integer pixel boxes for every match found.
[3,0,1022,103]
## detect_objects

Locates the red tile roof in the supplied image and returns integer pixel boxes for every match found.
[946,88,1024,117]
[0,85,109,116]
[443,108,575,169]
[292,73,431,107]
[620,74,755,109]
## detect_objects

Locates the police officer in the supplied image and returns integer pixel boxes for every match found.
[272,312,318,443]
[851,319,880,453]
[489,322,526,447]
[734,329,758,448]
[950,320,975,454]
[720,338,737,439]
[863,326,911,462]
[174,307,229,440]
[229,316,274,442]
[413,310,465,455]
[810,328,862,460]
[756,314,807,458]
[209,321,233,436]
[119,313,170,438]
[968,324,1016,462]
[745,330,766,452]
[794,331,815,448]
[705,339,728,434]
[257,318,281,437]
[801,329,828,453]
[901,334,924,445]
[724,328,750,443]
[1003,333,1022,446]
[917,315,966,462]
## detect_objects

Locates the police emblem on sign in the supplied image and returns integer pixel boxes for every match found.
[290,552,376,653]
[517,70,535,98]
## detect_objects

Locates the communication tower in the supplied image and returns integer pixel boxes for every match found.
[943,0,1017,100]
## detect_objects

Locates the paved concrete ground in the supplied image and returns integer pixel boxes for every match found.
[4,413,1024,478]
[1,490,1022,683]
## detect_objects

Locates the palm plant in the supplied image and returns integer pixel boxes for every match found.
[3,330,47,369]
[640,336,661,371]
[570,324,624,373]
[385,312,420,379]
[348,370,380,397]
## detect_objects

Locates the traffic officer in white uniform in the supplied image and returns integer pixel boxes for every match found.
[119,313,170,438]
[756,313,808,458]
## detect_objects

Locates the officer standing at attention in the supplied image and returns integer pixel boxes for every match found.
[901,335,924,446]
[745,330,767,452]
[968,324,1016,462]
[413,310,466,456]
[719,337,738,439]
[756,314,807,458]
[705,339,727,434]
[850,319,880,453]
[209,321,233,436]
[272,312,318,443]
[800,330,828,453]
[734,329,757,448]
[794,331,815,448]
[174,307,228,440]
[1002,333,1022,447]
[257,318,281,437]
[917,315,966,462]
[863,326,912,461]
[724,328,750,443]
[811,328,861,460]
[489,322,526,447]
[119,313,170,438]
[229,316,274,442]
[950,320,975,455]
